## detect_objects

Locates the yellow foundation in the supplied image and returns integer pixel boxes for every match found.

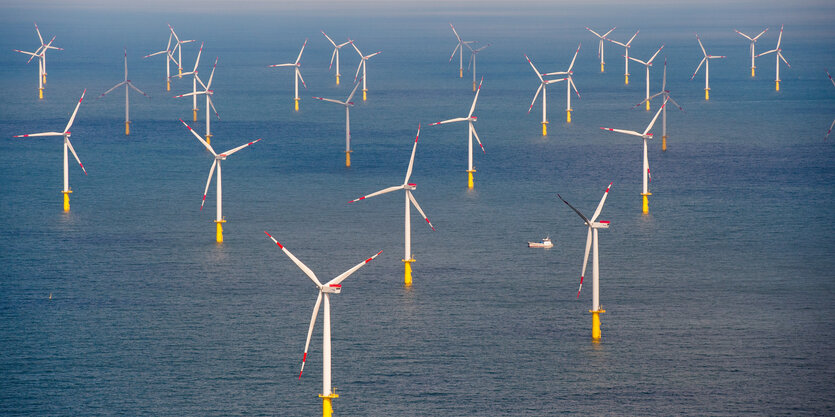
[125,121,130,136]
[705,88,710,101]
[43,73,47,85]
[403,258,415,286]
[775,80,780,91]
[39,88,43,100]
[345,150,352,167]
[751,67,756,77]
[362,89,367,101]
[472,82,477,92]
[662,135,667,152]
[193,109,198,122]
[62,190,72,212]
[590,309,605,341]
[206,134,211,145]
[467,169,475,189]
[215,220,226,243]
[600,63,604,73]
[542,122,548,136]
[336,75,340,85]
[460,68,463,78]
[294,98,300,111]
[178,68,182,78]
[641,192,651,215]
[166,80,171,91]
[320,393,338,417]
[566,110,572,123]
[625,74,629,85]
[645,100,650,111]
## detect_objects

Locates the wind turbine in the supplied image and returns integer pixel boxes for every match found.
[825,70,835,141]
[98,48,149,136]
[29,23,63,86]
[632,59,684,151]
[690,35,726,100]
[542,43,582,124]
[322,32,352,85]
[174,57,220,144]
[606,30,639,84]
[557,182,612,342]
[180,119,260,243]
[351,41,381,101]
[430,76,486,189]
[263,232,381,417]
[269,39,308,111]
[449,23,474,78]
[312,81,362,167]
[349,125,435,285]
[756,25,790,91]
[734,28,768,77]
[465,42,490,91]
[586,26,616,72]
[628,44,664,110]
[168,24,196,79]
[524,54,566,135]
[13,47,46,99]
[600,97,668,214]
[175,42,203,121]
[144,32,177,91]
[13,90,88,212]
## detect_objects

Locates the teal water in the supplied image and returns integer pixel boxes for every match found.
[1,4,834,415]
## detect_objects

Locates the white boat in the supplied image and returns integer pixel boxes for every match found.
[528,237,554,248]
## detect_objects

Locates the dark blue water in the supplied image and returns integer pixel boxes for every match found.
[1,3,834,415]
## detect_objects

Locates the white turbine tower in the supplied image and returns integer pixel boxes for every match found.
[734,28,768,77]
[98,48,149,136]
[825,70,835,141]
[264,232,381,417]
[600,97,667,215]
[349,125,435,285]
[525,54,566,136]
[557,182,612,341]
[14,90,88,212]
[605,30,639,84]
[180,119,260,243]
[174,57,220,144]
[144,32,177,91]
[168,24,195,79]
[628,44,664,110]
[449,23,474,78]
[312,81,362,167]
[632,59,684,151]
[586,26,616,72]
[690,35,726,101]
[430,77,486,189]
[756,25,790,91]
[322,32,352,85]
[542,43,582,123]
[13,47,46,100]
[465,42,490,91]
[351,40,381,101]
[176,42,203,121]
[269,39,308,111]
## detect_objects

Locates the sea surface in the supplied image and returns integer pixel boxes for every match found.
[1,3,834,415]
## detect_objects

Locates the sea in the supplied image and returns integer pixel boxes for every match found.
[1,2,834,415]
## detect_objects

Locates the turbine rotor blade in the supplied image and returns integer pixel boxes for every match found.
[201,159,217,210]
[264,232,324,287]
[299,292,322,379]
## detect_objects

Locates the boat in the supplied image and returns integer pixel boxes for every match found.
[528,237,554,248]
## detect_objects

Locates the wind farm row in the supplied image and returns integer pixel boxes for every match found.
[10,21,830,417]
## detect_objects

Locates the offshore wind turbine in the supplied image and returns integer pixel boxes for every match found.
[98,49,149,136]
[756,25,790,91]
[351,41,381,101]
[13,47,46,99]
[168,24,195,79]
[26,23,62,86]
[449,23,474,78]
[600,97,668,214]
[632,59,684,151]
[734,28,769,77]
[606,30,639,84]
[264,232,381,417]
[174,57,220,144]
[628,44,664,110]
[312,81,362,167]
[558,182,612,341]
[825,70,835,140]
[176,42,203,121]
[465,42,490,91]
[690,35,726,100]
[586,26,616,72]
[430,76,486,189]
[542,43,582,123]
[144,33,177,91]
[269,39,308,111]
[349,125,435,285]
[13,90,88,212]
[525,54,566,135]
[180,119,260,243]
[322,32,352,85]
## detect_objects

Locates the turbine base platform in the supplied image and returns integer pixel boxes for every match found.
[39,88,44,100]
[166,80,171,91]
[751,67,756,77]
[125,121,130,136]
[459,68,463,78]
[542,121,548,136]
[43,72,47,85]
[662,135,667,152]
[294,97,300,112]
[206,134,212,145]
[215,219,226,243]
[625,73,629,85]
[467,169,476,189]
[775,80,780,91]
[320,393,339,417]
[403,258,415,286]
[645,100,650,111]
[193,109,198,122]
[362,89,367,101]
[335,74,340,85]
[345,150,352,167]
[566,109,572,123]
[590,309,606,341]
[472,82,477,92]
[62,190,72,212]
[705,88,710,101]
[600,63,605,73]
[641,192,652,215]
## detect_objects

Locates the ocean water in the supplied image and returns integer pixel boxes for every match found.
[1,3,834,415]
